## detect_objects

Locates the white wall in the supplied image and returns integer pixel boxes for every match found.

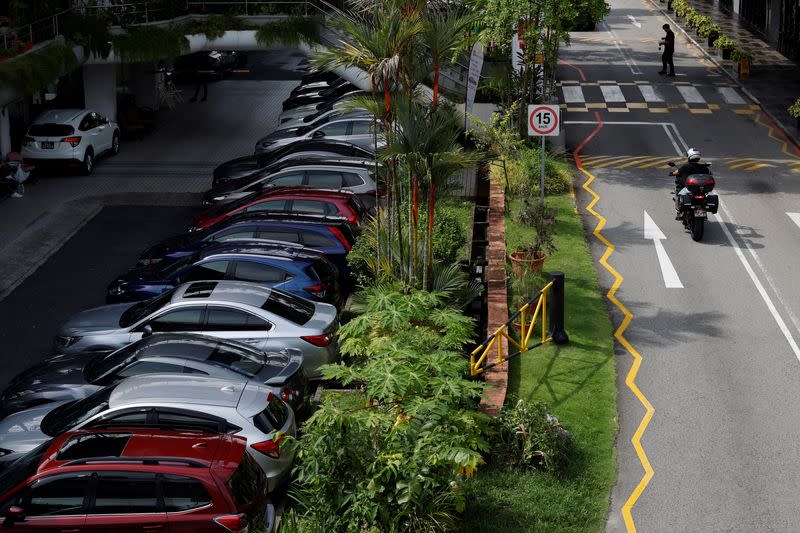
[82,63,117,120]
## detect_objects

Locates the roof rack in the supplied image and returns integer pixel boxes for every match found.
[64,456,206,468]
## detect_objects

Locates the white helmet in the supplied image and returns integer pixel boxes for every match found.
[686,148,701,162]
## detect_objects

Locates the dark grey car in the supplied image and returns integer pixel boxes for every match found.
[1,333,309,417]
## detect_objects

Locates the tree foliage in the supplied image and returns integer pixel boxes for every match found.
[0,42,78,93]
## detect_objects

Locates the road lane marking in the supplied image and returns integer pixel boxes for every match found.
[601,85,626,102]
[562,86,586,103]
[716,202,800,360]
[644,211,683,288]
[627,14,642,27]
[573,112,653,533]
[787,212,800,230]
[601,21,642,75]
[743,163,774,171]
[676,85,705,104]
[638,85,664,102]
[717,86,746,105]
[618,156,665,168]
[728,160,759,169]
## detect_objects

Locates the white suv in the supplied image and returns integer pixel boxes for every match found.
[21,109,120,175]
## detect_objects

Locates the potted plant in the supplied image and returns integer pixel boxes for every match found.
[693,15,712,35]
[685,10,701,29]
[700,22,721,46]
[672,0,689,16]
[731,48,753,77]
[508,199,557,277]
[788,98,800,131]
[713,35,736,60]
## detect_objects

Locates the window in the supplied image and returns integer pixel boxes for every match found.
[268,173,304,187]
[233,261,287,283]
[259,230,300,243]
[205,307,270,332]
[119,290,175,328]
[301,231,334,247]
[154,411,223,433]
[268,394,289,427]
[85,409,150,429]
[28,123,74,137]
[116,360,186,379]
[261,291,315,325]
[317,122,349,136]
[228,452,263,507]
[92,473,159,515]
[292,199,332,215]
[211,229,258,242]
[207,343,264,377]
[0,440,53,503]
[308,170,342,189]
[307,259,338,282]
[245,200,286,213]
[21,475,89,516]
[56,433,131,461]
[162,475,212,512]
[349,121,374,135]
[179,261,229,283]
[78,114,94,131]
[148,308,204,333]
[343,173,366,187]
[40,387,113,437]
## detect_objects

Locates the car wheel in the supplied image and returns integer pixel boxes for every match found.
[111,131,120,156]
[82,148,94,175]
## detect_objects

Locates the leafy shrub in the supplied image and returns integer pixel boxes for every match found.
[685,9,700,28]
[788,97,800,119]
[0,43,78,94]
[289,287,490,532]
[698,21,721,37]
[731,48,753,62]
[713,35,736,49]
[692,14,712,30]
[672,0,690,17]
[519,147,572,196]
[494,397,571,472]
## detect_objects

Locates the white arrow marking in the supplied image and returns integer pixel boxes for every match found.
[627,15,642,28]
[644,211,684,288]
[787,212,800,230]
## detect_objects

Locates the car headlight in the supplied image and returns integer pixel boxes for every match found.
[54,336,81,349]
[108,284,125,296]
[212,196,228,201]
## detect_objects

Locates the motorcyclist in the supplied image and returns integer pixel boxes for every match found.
[673,148,710,219]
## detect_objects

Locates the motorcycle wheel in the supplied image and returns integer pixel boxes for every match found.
[691,217,705,241]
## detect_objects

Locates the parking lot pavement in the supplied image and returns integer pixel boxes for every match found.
[0,205,198,389]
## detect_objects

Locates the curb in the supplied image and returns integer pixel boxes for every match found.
[646,0,800,150]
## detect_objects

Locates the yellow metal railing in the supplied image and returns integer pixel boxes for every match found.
[470,281,554,377]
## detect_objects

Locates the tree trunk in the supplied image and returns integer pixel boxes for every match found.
[432,62,440,109]
[425,180,436,290]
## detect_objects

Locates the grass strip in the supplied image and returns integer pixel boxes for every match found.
[460,193,617,532]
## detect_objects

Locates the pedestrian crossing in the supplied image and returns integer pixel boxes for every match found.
[558,81,757,114]
[573,155,800,172]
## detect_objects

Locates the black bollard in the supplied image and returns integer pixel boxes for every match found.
[549,272,569,345]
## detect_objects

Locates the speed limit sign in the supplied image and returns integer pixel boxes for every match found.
[528,105,560,136]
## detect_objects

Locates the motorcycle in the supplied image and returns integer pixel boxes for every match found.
[668,162,719,242]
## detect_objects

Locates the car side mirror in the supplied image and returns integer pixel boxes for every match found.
[4,506,25,526]
[312,130,325,139]
[142,324,153,338]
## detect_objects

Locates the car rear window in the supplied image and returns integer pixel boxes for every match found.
[347,197,368,219]
[56,433,131,461]
[307,259,337,282]
[162,474,212,512]
[28,123,74,137]
[252,395,289,434]
[227,451,263,507]
[261,290,314,325]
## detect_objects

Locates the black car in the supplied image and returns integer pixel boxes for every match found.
[173,50,241,80]
[0,333,310,417]
[212,140,375,188]
[282,84,360,111]
[289,77,348,98]
[301,71,341,85]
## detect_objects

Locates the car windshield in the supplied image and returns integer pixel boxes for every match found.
[119,289,175,328]
[0,439,54,496]
[40,387,114,437]
[28,123,74,137]
[262,290,315,325]
[83,342,142,385]
[159,253,199,278]
[207,341,265,377]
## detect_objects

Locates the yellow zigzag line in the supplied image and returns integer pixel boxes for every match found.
[754,112,800,161]
[579,165,655,533]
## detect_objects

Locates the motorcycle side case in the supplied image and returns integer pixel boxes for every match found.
[677,192,692,211]
[705,194,719,214]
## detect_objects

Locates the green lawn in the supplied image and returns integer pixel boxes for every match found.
[459,194,617,533]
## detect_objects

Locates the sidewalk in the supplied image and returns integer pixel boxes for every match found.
[651,0,800,150]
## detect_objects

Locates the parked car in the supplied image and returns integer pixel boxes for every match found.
[273,108,372,133]
[1,333,310,416]
[174,50,240,78]
[213,140,375,188]
[0,374,296,492]
[21,109,120,174]
[278,92,368,124]
[108,243,342,305]
[289,76,348,97]
[192,186,369,230]
[204,162,380,208]
[281,83,360,111]
[54,281,338,377]
[300,71,341,85]
[0,428,274,532]
[255,117,380,154]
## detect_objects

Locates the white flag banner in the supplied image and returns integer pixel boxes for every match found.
[465,42,484,115]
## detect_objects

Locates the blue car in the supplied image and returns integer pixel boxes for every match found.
[110,243,342,305]
[138,215,356,281]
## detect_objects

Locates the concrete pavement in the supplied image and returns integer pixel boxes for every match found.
[559,0,800,529]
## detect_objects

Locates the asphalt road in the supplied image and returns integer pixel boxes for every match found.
[559,0,800,530]
[0,206,198,390]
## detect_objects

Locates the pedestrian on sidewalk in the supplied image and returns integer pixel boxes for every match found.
[659,23,676,76]
[189,70,208,103]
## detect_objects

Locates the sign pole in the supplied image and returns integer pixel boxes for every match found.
[540,135,545,205]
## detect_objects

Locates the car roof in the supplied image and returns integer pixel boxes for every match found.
[38,429,239,474]
[109,373,250,409]
[172,279,273,307]
[261,157,375,175]
[222,212,351,226]
[249,185,358,199]
[198,243,321,263]
[33,109,87,124]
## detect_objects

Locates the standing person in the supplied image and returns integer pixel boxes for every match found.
[659,24,676,76]
[189,69,208,102]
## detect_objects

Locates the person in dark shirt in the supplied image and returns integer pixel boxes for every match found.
[673,148,711,218]
[659,24,676,76]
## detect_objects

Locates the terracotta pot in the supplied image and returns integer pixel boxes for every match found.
[509,250,547,277]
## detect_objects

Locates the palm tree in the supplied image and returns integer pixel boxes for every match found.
[421,8,475,109]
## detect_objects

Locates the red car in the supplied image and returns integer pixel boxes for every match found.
[0,428,271,532]
[191,186,369,231]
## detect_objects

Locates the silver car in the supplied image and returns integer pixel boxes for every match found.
[204,163,378,206]
[255,117,381,154]
[278,94,365,124]
[275,108,373,132]
[0,374,296,491]
[54,281,339,378]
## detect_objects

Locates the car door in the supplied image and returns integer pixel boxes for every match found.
[162,474,216,533]
[93,113,113,152]
[303,171,344,191]
[83,472,167,533]
[0,473,90,531]
[207,226,260,244]
[130,306,205,343]
[309,120,350,143]
[261,172,305,191]
[202,306,271,350]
